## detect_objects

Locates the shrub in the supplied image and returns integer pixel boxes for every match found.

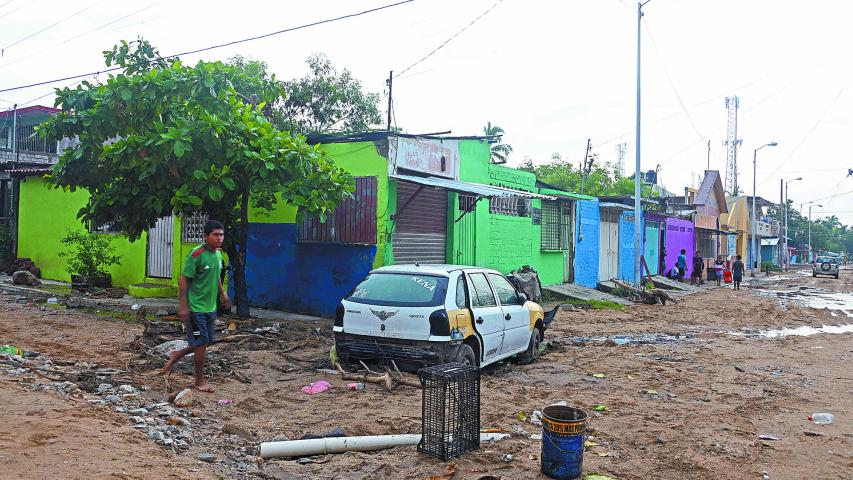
[58,230,121,280]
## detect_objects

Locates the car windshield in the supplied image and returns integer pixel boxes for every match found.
[346,273,448,307]
[816,257,836,263]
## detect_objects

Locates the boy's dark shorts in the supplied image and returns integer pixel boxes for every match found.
[187,312,217,347]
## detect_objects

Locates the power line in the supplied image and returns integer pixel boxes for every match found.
[805,189,853,203]
[758,84,847,187]
[0,0,166,72]
[0,0,417,94]
[396,0,504,78]
[0,0,34,20]
[1,1,107,57]
[643,19,724,166]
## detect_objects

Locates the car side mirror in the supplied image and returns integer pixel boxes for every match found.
[518,293,528,304]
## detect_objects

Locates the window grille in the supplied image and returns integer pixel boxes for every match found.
[540,200,565,251]
[182,212,209,243]
[0,125,58,154]
[489,196,530,217]
[298,176,377,245]
[91,220,123,234]
[696,229,717,258]
[459,194,478,212]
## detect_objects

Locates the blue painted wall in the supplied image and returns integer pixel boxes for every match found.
[618,211,641,283]
[242,223,376,317]
[574,199,600,288]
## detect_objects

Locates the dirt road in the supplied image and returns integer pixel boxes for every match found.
[0,268,851,479]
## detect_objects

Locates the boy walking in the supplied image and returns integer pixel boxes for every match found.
[163,220,229,393]
[732,255,745,291]
[691,250,704,286]
[676,249,688,283]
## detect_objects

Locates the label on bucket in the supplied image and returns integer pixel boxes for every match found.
[542,417,586,436]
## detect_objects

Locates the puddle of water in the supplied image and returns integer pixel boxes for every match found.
[557,332,690,346]
[730,324,853,338]
[755,287,853,316]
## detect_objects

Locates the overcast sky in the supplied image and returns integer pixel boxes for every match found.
[1,0,851,224]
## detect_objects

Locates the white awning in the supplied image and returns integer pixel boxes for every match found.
[761,238,780,246]
[391,173,556,200]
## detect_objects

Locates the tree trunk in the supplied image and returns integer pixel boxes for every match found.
[232,189,251,319]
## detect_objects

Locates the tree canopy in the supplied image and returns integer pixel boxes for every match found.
[519,154,657,198]
[273,53,383,136]
[40,39,354,316]
[483,122,512,164]
[768,203,853,254]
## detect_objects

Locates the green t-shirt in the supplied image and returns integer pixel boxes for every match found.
[182,245,223,313]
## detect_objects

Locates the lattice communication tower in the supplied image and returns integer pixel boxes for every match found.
[723,96,742,195]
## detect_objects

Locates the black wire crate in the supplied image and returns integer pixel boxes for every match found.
[417,362,481,460]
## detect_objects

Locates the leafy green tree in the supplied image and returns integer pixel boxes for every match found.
[40,40,353,317]
[521,153,657,199]
[273,53,382,136]
[484,122,513,164]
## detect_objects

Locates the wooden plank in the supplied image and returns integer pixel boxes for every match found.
[543,283,633,306]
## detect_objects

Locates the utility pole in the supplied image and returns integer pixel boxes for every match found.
[580,138,591,194]
[11,103,17,168]
[779,178,784,268]
[706,139,710,171]
[386,71,393,131]
[634,0,652,286]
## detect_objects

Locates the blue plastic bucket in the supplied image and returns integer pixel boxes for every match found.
[540,405,588,479]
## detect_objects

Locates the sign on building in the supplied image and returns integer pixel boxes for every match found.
[388,137,460,180]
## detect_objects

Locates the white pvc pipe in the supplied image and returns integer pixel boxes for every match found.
[260,432,509,459]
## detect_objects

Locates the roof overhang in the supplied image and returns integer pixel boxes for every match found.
[599,202,634,210]
[391,173,556,200]
[761,238,781,246]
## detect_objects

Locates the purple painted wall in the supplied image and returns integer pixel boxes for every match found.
[663,217,695,278]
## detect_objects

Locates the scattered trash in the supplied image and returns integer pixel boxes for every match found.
[515,410,528,422]
[758,434,780,441]
[803,429,824,437]
[510,424,529,436]
[643,389,658,395]
[47,297,58,305]
[482,428,507,434]
[217,399,234,406]
[530,410,543,426]
[593,405,608,412]
[0,345,22,356]
[584,440,599,448]
[131,303,141,311]
[596,452,610,457]
[551,400,567,407]
[427,464,457,480]
[316,368,341,376]
[585,475,618,480]
[171,388,193,407]
[228,322,237,332]
[347,382,365,391]
[762,472,770,480]
[502,453,513,462]
[530,434,542,440]
[153,340,189,358]
[259,433,508,459]
[627,375,635,380]
[592,373,606,379]
[809,413,834,425]
[301,380,331,395]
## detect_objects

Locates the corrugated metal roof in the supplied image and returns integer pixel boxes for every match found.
[390,173,556,200]
[598,202,634,210]
[761,238,780,246]
[5,167,51,177]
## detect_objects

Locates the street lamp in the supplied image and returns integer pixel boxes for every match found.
[783,177,802,270]
[808,202,822,263]
[751,141,778,277]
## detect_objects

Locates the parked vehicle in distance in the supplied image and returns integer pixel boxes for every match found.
[813,256,840,279]
[334,265,553,369]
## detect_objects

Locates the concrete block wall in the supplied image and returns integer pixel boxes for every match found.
[573,199,599,288]
[0,150,57,165]
[487,214,534,274]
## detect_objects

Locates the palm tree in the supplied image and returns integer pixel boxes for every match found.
[483,121,513,164]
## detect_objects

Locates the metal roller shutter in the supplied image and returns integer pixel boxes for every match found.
[393,181,448,264]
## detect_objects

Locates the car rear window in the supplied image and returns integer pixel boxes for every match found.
[346,273,448,307]
[816,257,836,263]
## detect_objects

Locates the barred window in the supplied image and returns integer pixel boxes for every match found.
[459,194,478,212]
[298,176,377,245]
[696,229,716,259]
[541,200,567,251]
[489,196,530,217]
[0,125,58,154]
[182,212,209,243]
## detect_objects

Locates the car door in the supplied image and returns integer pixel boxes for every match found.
[488,272,530,355]
[466,271,505,364]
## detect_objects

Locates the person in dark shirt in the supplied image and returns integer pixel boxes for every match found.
[732,255,745,291]
[691,250,704,286]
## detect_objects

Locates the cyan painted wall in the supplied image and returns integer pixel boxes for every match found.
[573,199,600,288]
[618,211,641,283]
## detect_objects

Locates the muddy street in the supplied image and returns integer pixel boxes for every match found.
[1,267,851,480]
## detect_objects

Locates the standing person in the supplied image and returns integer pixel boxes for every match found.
[163,220,229,393]
[676,249,688,283]
[691,250,704,286]
[714,255,725,286]
[732,254,745,291]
